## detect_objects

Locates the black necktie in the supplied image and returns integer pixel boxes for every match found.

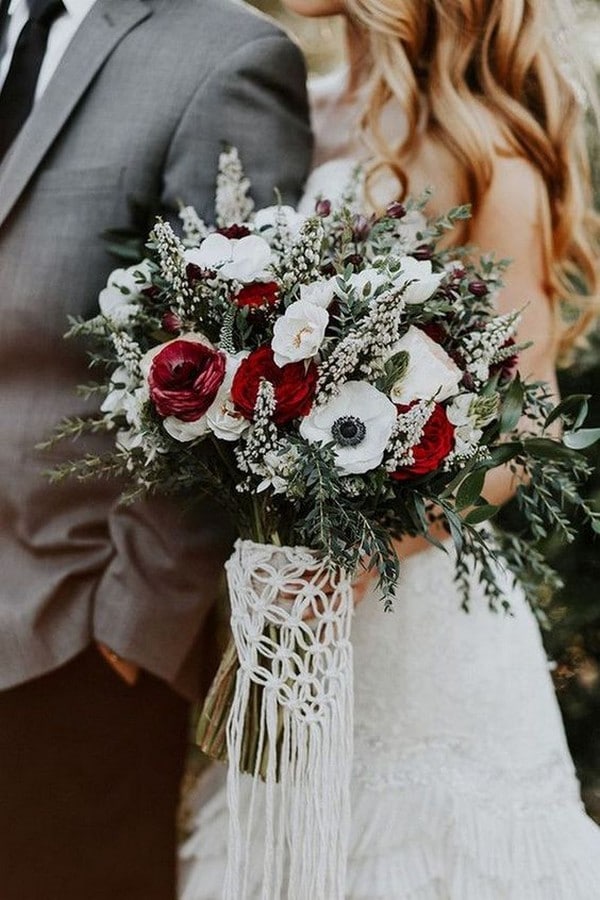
[0,0,65,162]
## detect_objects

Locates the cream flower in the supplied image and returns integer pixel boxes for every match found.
[300,381,397,475]
[271,299,329,367]
[389,326,462,405]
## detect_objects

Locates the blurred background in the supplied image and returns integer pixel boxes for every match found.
[245,0,600,820]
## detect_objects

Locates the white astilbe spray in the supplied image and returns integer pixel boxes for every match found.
[216,147,255,227]
[317,289,406,399]
[385,400,434,471]
[150,220,194,318]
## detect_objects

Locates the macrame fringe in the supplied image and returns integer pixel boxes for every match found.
[222,539,354,900]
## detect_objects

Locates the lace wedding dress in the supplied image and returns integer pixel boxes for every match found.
[178,74,600,900]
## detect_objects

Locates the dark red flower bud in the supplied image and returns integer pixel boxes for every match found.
[162,310,182,334]
[315,199,332,217]
[343,253,363,270]
[352,214,371,242]
[468,280,489,297]
[386,201,407,220]
[186,262,214,285]
[216,224,252,239]
[412,244,434,261]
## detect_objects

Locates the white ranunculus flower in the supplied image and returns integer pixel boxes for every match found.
[389,326,463,405]
[300,381,397,475]
[185,233,272,283]
[271,298,329,367]
[391,256,444,304]
[98,262,152,324]
[300,277,338,309]
[254,205,307,242]
[446,392,476,428]
[205,353,250,441]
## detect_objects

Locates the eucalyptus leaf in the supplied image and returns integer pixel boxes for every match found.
[499,375,525,433]
[455,469,487,511]
[464,504,500,525]
[563,428,600,450]
[544,394,590,430]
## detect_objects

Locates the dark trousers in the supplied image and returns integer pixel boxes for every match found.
[0,646,189,900]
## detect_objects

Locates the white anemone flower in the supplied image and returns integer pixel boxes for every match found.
[300,381,397,475]
[391,256,444,304]
[389,326,462,405]
[271,298,329,367]
[185,233,272,283]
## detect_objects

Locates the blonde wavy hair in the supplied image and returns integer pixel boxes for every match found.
[345,0,600,359]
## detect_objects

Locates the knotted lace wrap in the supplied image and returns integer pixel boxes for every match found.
[224,539,354,900]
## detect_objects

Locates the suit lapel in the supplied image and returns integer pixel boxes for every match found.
[0,0,152,229]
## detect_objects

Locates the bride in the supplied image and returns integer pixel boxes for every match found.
[180,0,600,897]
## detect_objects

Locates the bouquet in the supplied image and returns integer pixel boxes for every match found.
[46,149,600,898]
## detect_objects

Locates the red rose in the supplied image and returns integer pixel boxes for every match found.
[391,402,455,481]
[148,338,226,421]
[231,346,317,425]
[235,281,280,309]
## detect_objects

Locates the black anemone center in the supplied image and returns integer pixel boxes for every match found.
[331,416,366,448]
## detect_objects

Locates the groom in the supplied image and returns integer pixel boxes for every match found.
[0,1,311,898]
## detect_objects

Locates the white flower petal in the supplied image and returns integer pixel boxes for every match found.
[389,326,462,405]
[163,415,209,442]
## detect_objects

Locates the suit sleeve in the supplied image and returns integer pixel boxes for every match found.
[92,30,312,698]
[161,31,314,220]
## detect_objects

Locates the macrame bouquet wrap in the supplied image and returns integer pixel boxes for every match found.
[222,539,353,900]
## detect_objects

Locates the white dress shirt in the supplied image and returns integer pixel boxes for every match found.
[0,0,97,98]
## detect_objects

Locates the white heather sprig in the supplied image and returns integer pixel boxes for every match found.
[178,205,209,246]
[110,331,144,380]
[215,147,254,227]
[462,311,521,386]
[385,400,433,472]
[317,289,406,397]
[150,220,194,317]
[235,380,279,489]
[281,218,325,290]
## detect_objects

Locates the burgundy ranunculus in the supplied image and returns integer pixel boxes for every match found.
[148,338,226,421]
[231,346,318,425]
[391,402,455,481]
[234,281,280,309]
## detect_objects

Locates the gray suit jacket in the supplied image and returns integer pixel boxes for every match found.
[0,0,312,698]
